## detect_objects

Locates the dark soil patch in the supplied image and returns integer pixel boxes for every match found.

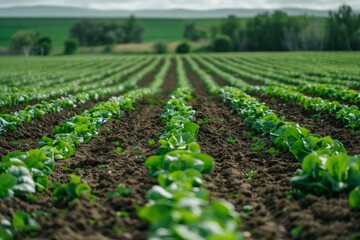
[0,96,111,159]
[137,59,164,88]
[161,58,177,93]
[253,93,360,155]
[0,100,164,240]
[183,59,208,96]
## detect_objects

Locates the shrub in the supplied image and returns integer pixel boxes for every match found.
[153,41,168,54]
[176,42,190,54]
[64,38,79,55]
[213,35,233,52]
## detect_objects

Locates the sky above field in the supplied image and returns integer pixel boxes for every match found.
[0,0,358,10]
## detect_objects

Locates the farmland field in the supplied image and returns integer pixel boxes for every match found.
[0,52,359,240]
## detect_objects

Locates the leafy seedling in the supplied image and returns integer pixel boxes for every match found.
[96,164,106,170]
[240,205,253,218]
[114,147,124,154]
[53,174,94,207]
[227,138,238,144]
[108,184,132,199]
[242,131,252,137]
[229,193,240,199]
[26,194,40,202]
[267,147,280,155]
[291,225,303,238]
[251,137,265,151]
[10,141,20,146]
[147,139,156,146]
[311,114,320,119]
[246,169,255,181]
[116,211,129,218]
[112,141,120,147]
[132,147,141,154]
[62,167,70,172]
[0,210,40,240]
[201,118,211,124]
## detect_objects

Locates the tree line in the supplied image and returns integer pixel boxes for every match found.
[184,4,360,52]
[8,4,360,55]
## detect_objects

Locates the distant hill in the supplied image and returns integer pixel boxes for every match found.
[0,5,338,18]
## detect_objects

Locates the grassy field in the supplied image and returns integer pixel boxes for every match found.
[0,18,224,48]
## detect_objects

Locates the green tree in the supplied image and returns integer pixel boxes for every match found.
[220,15,240,50]
[153,41,167,54]
[325,5,360,50]
[10,30,38,56]
[64,38,79,55]
[35,36,52,56]
[213,35,233,52]
[183,22,207,41]
[122,15,144,43]
[176,42,190,54]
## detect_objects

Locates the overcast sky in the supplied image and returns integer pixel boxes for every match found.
[0,0,358,10]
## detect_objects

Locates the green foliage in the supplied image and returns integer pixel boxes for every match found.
[147,139,156,146]
[291,225,303,238]
[176,42,191,54]
[145,150,214,177]
[213,35,233,52]
[70,16,144,46]
[0,149,55,198]
[35,36,52,56]
[64,38,79,55]
[220,86,360,204]
[140,85,243,239]
[10,30,37,53]
[349,187,360,209]
[291,151,360,195]
[219,15,241,51]
[108,184,132,199]
[183,22,207,42]
[325,5,360,50]
[251,137,265,151]
[53,174,94,207]
[0,210,40,240]
[153,41,167,54]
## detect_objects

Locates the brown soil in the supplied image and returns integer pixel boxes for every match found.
[161,58,177,93]
[253,93,360,155]
[137,59,164,88]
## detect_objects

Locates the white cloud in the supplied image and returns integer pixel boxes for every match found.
[0,0,359,10]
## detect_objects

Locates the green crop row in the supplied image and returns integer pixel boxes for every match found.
[139,58,245,239]
[196,57,360,130]
[0,56,154,107]
[189,57,360,209]
[0,56,161,134]
[0,56,169,200]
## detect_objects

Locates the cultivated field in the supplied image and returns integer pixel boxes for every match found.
[0,52,359,240]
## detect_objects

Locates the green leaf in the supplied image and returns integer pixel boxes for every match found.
[184,122,200,137]
[349,187,360,209]
[0,173,17,199]
[75,183,91,197]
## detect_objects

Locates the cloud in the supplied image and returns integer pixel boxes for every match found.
[0,0,359,10]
